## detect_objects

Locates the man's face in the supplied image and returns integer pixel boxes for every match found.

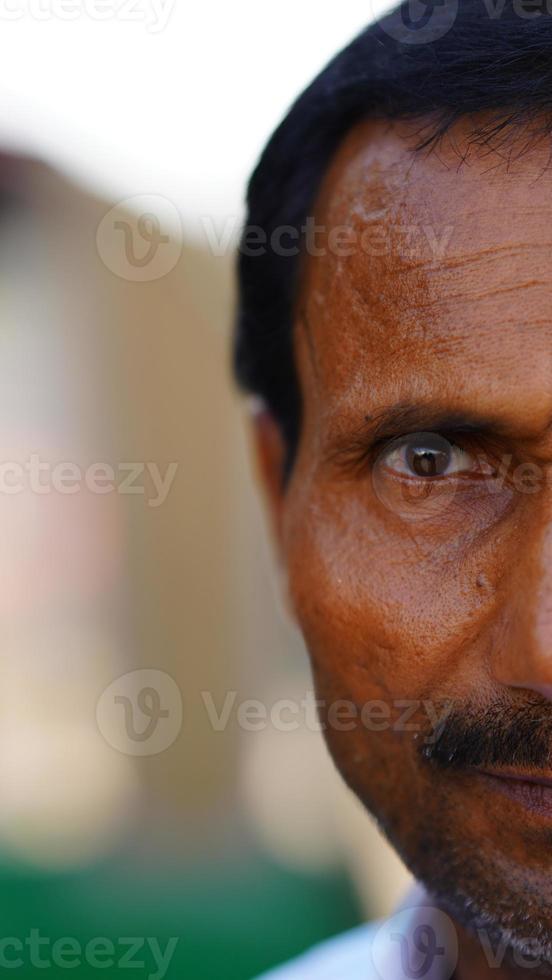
[269,119,552,958]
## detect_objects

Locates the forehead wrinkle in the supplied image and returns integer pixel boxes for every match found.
[300,264,552,430]
[339,206,552,286]
[310,247,552,375]
[340,236,552,341]
[298,118,552,435]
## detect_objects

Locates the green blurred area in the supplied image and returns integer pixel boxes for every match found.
[0,855,362,979]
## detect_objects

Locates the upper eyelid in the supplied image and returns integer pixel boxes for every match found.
[373,428,473,453]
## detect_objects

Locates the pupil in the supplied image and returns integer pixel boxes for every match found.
[408,447,449,477]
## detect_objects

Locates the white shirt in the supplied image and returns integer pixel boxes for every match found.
[255,886,459,980]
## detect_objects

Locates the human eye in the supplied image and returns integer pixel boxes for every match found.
[370,430,503,525]
[378,431,477,479]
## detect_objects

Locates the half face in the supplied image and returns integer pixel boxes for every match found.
[275,118,552,964]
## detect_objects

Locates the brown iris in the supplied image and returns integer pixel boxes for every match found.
[405,434,452,478]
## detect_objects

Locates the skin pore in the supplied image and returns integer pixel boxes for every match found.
[255,117,552,980]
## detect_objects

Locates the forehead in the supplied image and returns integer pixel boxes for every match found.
[297,118,552,429]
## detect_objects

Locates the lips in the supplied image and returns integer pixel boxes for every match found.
[474,768,552,819]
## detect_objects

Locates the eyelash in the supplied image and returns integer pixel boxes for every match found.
[338,430,499,477]
[374,429,470,453]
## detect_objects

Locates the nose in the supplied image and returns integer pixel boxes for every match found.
[492,518,552,701]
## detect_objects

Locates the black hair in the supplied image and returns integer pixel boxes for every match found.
[234,0,552,470]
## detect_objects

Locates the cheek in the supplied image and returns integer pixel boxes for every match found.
[283,475,502,705]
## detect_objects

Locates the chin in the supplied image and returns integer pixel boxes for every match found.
[433,882,552,975]
[382,800,552,974]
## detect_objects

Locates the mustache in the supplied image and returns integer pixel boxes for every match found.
[421,694,552,771]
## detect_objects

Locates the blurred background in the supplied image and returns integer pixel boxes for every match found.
[0,2,412,977]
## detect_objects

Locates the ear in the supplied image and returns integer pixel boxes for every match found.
[250,403,287,559]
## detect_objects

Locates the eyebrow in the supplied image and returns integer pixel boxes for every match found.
[361,403,510,445]
[299,310,552,444]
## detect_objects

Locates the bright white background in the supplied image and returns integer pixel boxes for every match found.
[0,0,394,229]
